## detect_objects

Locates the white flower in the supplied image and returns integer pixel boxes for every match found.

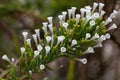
[105,33,111,39]
[86,15,92,23]
[42,22,48,34]
[47,17,53,24]
[71,39,77,46]
[97,35,106,43]
[62,11,67,22]
[62,22,68,31]
[90,20,95,27]
[91,33,100,40]
[57,36,65,45]
[60,47,66,53]
[26,39,31,48]
[107,24,117,31]
[92,2,98,12]
[22,32,28,42]
[85,6,92,11]
[37,44,43,52]
[58,15,63,22]
[84,47,95,54]
[32,34,38,45]
[104,18,112,26]
[92,12,100,20]
[48,24,53,34]
[85,33,91,39]
[68,9,72,19]
[35,29,40,40]
[34,50,39,58]
[99,3,105,12]
[20,47,25,54]
[45,46,50,54]
[46,36,52,43]
[11,58,15,64]
[109,10,118,19]
[29,70,32,75]
[40,64,45,70]
[71,7,77,18]
[85,9,91,16]
[2,55,10,62]
[93,43,103,48]
[78,58,87,64]
[80,8,85,18]
[100,10,106,17]
[75,14,81,24]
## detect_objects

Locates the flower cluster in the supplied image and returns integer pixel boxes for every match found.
[2,2,118,79]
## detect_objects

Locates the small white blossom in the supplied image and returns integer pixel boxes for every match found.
[78,58,87,64]
[20,47,25,54]
[75,14,81,24]
[71,39,77,46]
[62,22,68,31]
[22,32,28,42]
[35,29,40,40]
[11,58,15,64]
[80,8,85,18]
[86,15,92,23]
[107,24,117,31]
[85,9,91,16]
[100,10,106,17]
[37,44,43,52]
[104,18,112,26]
[32,34,38,45]
[92,2,98,12]
[105,33,111,39]
[40,64,45,70]
[29,70,32,75]
[91,33,100,40]
[99,3,105,12]
[109,10,118,19]
[48,24,53,34]
[85,33,91,39]
[46,36,52,43]
[68,9,72,19]
[97,35,106,43]
[47,17,53,24]
[42,22,48,34]
[84,47,95,54]
[45,46,51,54]
[93,43,103,48]
[34,50,39,58]
[57,36,65,45]
[85,6,92,11]
[71,7,77,18]
[60,47,66,53]
[2,55,10,62]
[90,20,95,27]
[92,12,100,20]
[62,11,67,22]
[26,39,31,48]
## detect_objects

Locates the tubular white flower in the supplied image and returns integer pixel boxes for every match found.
[84,47,95,54]
[35,29,40,40]
[60,47,66,53]
[71,7,77,18]
[32,34,38,45]
[71,39,77,46]
[51,35,54,47]
[109,10,118,19]
[20,47,25,54]
[48,24,53,34]
[42,22,48,34]
[45,46,50,54]
[78,58,87,64]
[62,11,67,22]
[86,15,92,23]
[34,50,39,58]
[97,35,106,43]
[80,8,85,18]
[11,58,15,64]
[58,15,63,22]
[92,2,98,12]
[2,55,10,62]
[105,33,111,39]
[100,10,106,17]
[85,6,92,11]
[29,70,32,75]
[92,12,100,20]
[47,17,53,24]
[107,24,117,31]
[91,33,100,40]
[90,20,95,27]
[22,32,28,42]
[37,44,43,52]
[57,36,65,45]
[62,22,68,31]
[104,18,112,26]
[85,9,91,16]
[40,64,45,70]
[46,36,52,43]
[99,3,105,12]
[68,9,72,19]
[85,33,91,39]
[93,43,103,48]
[75,14,81,24]
[26,39,31,48]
